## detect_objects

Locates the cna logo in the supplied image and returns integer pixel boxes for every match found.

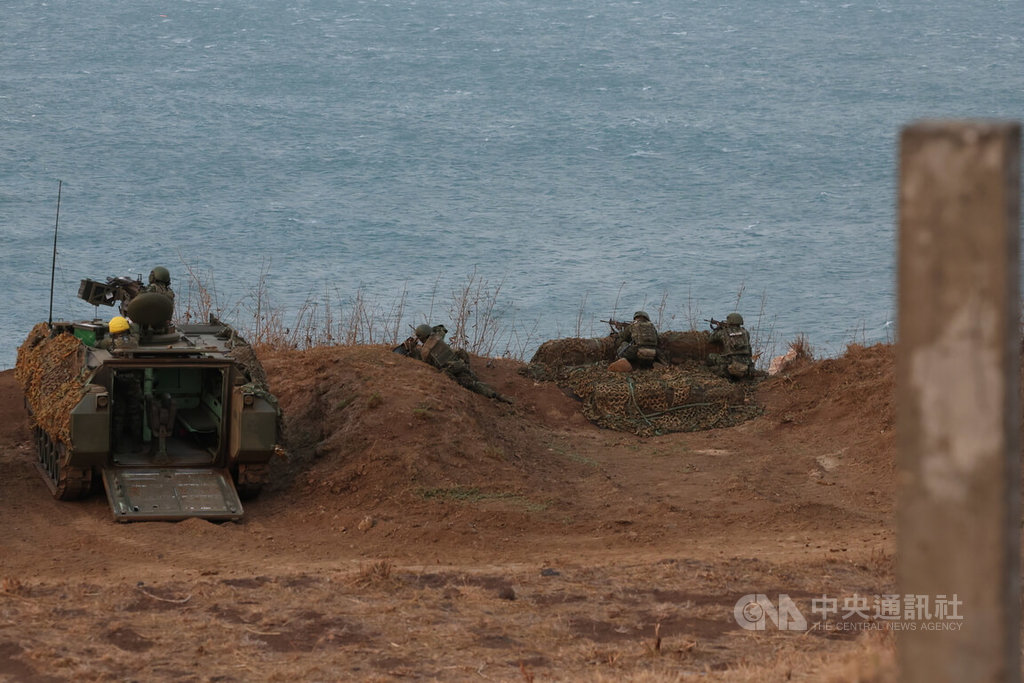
[733,594,808,631]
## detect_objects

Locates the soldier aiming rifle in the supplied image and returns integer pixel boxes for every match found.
[707,313,755,380]
[610,311,664,370]
[395,323,512,403]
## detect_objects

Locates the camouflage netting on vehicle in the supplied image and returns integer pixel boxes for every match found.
[527,360,761,436]
[226,339,282,438]
[226,340,272,393]
[15,323,89,447]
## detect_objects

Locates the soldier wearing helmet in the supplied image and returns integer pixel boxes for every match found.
[615,310,663,370]
[396,322,512,403]
[98,315,137,351]
[707,312,754,380]
[131,266,176,334]
[143,266,175,302]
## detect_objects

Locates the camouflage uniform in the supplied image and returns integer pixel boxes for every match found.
[616,311,661,369]
[406,324,512,403]
[143,266,176,303]
[708,314,754,380]
[139,266,175,334]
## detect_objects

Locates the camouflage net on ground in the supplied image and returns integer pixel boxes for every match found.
[529,330,719,367]
[15,323,90,447]
[527,359,762,436]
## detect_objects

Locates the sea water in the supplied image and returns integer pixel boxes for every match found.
[2,0,1022,369]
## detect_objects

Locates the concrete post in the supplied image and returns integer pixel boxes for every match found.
[897,120,1021,682]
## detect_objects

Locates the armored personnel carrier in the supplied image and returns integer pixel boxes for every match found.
[16,273,279,522]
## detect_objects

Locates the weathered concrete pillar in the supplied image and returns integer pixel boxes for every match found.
[897,120,1021,682]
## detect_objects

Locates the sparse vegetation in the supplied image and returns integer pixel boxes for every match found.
[173,259,784,365]
[790,333,814,361]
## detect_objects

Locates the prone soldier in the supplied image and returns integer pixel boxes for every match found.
[399,324,513,403]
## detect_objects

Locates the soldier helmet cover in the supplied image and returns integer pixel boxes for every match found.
[633,311,650,321]
[109,316,130,334]
[726,312,744,326]
[415,324,434,340]
[149,266,171,285]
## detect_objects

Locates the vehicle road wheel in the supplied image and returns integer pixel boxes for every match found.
[34,427,91,501]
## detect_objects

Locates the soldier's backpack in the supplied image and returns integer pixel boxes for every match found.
[422,335,457,368]
[632,320,659,347]
[723,328,752,357]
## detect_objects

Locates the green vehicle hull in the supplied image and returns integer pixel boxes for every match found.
[17,317,279,522]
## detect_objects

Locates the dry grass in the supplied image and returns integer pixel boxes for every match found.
[789,334,814,362]
[172,259,786,365]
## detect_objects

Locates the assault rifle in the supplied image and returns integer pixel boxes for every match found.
[78,276,143,308]
[392,336,418,356]
[600,319,630,333]
[392,324,418,356]
[706,318,728,331]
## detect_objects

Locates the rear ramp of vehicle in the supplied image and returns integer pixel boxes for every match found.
[102,467,244,522]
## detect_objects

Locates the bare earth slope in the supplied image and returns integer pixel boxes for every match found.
[0,344,899,681]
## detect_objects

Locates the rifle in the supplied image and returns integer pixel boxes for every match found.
[706,318,726,331]
[600,319,630,333]
[392,324,419,356]
[392,337,418,356]
[78,276,143,308]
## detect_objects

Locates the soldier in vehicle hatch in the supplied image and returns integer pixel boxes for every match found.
[142,266,175,302]
[615,310,662,369]
[398,324,513,403]
[707,312,755,380]
[98,315,138,352]
[129,266,176,335]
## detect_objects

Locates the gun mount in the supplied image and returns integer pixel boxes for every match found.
[78,276,143,309]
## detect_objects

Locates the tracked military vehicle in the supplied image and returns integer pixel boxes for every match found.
[16,273,279,522]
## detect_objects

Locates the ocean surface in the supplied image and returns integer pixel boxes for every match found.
[2,0,1022,369]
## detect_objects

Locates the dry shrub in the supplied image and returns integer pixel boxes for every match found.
[697,628,896,683]
[790,334,814,361]
[172,260,789,366]
[352,560,400,589]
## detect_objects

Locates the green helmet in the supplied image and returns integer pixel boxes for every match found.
[726,312,744,326]
[149,266,170,285]
[431,324,448,338]
[633,311,650,321]
[415,324,433,340]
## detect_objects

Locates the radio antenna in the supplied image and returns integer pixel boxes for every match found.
[48,180,62,327]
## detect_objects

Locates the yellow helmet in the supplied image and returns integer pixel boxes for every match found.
[109,316,130,335]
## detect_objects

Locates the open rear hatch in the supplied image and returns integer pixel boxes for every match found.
[101,468,243,522]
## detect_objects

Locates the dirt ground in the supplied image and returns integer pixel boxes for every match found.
[0,342,903,681]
